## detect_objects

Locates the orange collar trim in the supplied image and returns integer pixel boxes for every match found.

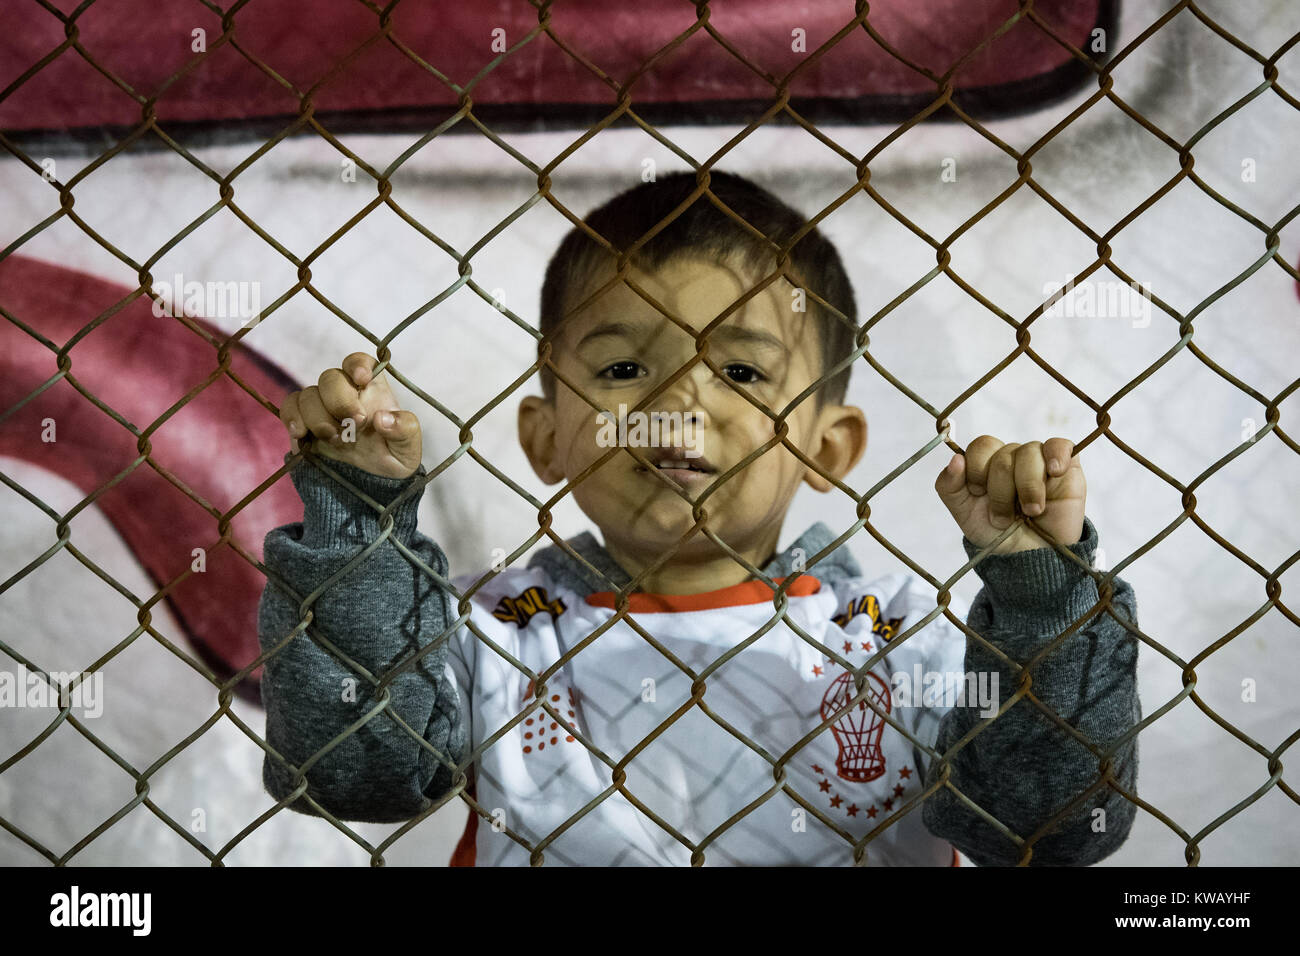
[585,574,821,613]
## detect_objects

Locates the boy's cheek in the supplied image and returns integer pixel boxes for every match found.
[569,425,620,472]
[564,435,640,487]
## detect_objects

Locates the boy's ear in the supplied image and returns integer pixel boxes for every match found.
[518,395,566,484]
[803,403,868,493]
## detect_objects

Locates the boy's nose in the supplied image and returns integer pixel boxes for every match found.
[648,408,707,458]
[656,373,712,430]
[651,403,708,433]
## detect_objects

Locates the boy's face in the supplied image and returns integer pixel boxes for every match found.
[519,255,867,585]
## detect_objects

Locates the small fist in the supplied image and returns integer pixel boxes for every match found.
[934,436,1085,554]
[278,353,422,479]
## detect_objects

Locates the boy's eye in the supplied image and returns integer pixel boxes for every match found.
[723,363,765,384]
[598,360,644,380]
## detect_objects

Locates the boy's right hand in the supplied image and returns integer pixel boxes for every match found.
[279,353,422,479]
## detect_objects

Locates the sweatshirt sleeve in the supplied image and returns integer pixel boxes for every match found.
[258,453,470,823]
[920,515,1141,866]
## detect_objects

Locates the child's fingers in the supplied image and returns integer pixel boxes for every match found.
[934,451,966,499]
[962,434,1005,496]
[342,352,377,388]
[278,391,306,438]
[1014,441,1047,515]
[374,408,422,459]
[318,367,366,425]
[1042,436,1074,476]
[296,386,338,440]
[984,442,1021,527]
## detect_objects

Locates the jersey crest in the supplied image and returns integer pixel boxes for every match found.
[492,586,567,629]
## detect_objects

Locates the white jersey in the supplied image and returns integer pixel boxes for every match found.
[443,563,970,866]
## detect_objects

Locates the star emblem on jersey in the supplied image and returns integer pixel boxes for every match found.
[809,592,919,821]
[811,764,919,821]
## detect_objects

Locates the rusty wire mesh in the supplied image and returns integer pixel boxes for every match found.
[1,0,1298,867]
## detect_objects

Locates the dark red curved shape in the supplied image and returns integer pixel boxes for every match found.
[0,256,301,703]
[1,0,1109,136]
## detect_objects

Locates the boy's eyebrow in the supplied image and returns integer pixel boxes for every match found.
[576,319,787,354]
[576,320,641,349]
[706,324,787,355]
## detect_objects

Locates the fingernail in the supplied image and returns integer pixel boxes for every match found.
[354,411,367,425]
[1024,501,1043,515]
[288,421,304,437]
[377,411,394,428]
[1048,458,1061,474]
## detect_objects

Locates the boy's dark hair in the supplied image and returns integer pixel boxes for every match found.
[537,170,858,408]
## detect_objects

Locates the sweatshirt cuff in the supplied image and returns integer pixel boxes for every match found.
[961,515,1103,634]
[285,453,426,549]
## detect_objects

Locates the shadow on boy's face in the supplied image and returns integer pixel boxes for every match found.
[518,255,864,569]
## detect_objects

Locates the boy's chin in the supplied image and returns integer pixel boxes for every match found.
[595,503,753,557]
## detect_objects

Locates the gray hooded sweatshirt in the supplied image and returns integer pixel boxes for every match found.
[258,455,1140,865]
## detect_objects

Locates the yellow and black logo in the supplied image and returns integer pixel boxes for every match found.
[833,593,905,642]
[492,586,567,629]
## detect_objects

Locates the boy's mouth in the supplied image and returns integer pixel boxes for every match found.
[635,449,717,481]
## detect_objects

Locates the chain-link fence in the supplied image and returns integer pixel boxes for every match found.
[1,0,1297,866]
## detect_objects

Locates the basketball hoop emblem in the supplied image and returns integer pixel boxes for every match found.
[820,670,891,782]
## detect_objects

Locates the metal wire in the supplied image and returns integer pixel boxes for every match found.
[1,0,1298,867]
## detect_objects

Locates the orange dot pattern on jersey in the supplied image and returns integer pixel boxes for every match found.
[521,686,581,758]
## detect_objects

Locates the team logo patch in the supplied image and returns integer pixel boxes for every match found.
[814,661,917,813]
[492,586,567,629]
[832,593,904,642]
[821,669,891,783]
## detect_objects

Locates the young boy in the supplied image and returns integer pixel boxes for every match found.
[258,170,1140,866]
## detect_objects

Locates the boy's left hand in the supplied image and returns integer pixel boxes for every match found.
[934,436,1086,554]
